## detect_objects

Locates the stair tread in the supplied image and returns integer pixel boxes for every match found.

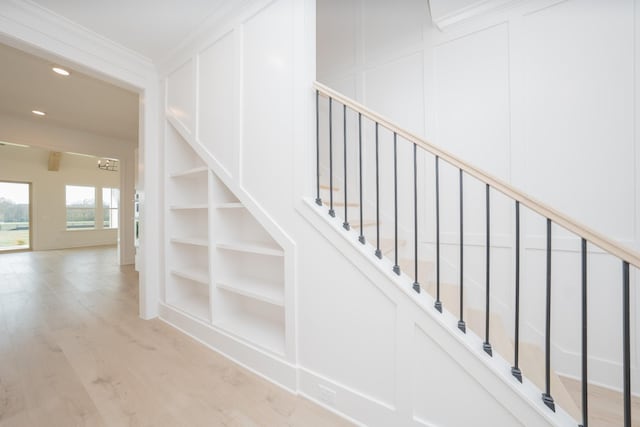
[518,343,581,420]
[381,238,406,255]
[350,219,376,228]
[419,281,581,420]
[323,200,359,207]
[319,184,340,191]
[559,375,640,427]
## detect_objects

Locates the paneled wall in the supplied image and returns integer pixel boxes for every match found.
[157,0,559,425]
[317,0,640,392]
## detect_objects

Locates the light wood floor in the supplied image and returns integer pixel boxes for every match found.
[0,246,351,427]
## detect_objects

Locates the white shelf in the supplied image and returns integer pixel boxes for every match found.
[217,202,244,209]
[216,241,283,257]
[170,268,209,285]
[170,237,208,247]
[170,166,208,178]
[217,277,284,307]
[167,294,210,323]
[216,313,285,355]
[170,204,208,210]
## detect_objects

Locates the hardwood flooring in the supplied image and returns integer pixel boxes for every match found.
[0,246,351,427]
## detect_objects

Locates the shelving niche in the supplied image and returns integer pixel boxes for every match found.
[165,124,211,322]
[163,121,288,358]
[210,174,286,356]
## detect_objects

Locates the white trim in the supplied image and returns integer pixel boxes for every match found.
[159,303,298,391]
[0,0,154,87]
[430,0,522,31]
[0,0,161,319]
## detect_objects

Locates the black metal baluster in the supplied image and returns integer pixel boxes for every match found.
[511,200,522,382]
[623,261,631,427]
[580,238,588,427]
[435,157,442,312]
[512,201,522,382]
[328,98,335,217]
[392,133,400,275]
[375,123,382,259]
[358,113,365,244]
[315,90,322,206]
[412,144,419,293]
[483,184,492,356]
[542,218,555,411]
[458,169,466,333]
[343,104,349,230]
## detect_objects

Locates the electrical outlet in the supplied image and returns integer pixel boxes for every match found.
[318,384,336,406]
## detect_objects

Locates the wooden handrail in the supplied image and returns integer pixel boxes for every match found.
[314,80,640,269]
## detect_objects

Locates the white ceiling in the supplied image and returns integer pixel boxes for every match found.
[0,43,139,142]
[30,0,226,62]
[0,1,231,144]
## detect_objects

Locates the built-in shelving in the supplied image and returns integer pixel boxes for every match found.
[216,241,284,257]
[170,237,208,247]
[215,294,285,355]
[171,268,209,285]
[165,122,211,322]
[167,280,210,323]
[170,204,208,210]
[163,118,288,363]
[216,276,284,307]
[208,173,287,356]
[217,202,244,209]
[170,166,208,178]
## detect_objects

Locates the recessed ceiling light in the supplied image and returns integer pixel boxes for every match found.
[32,110,46,116]
[52,67,70,76]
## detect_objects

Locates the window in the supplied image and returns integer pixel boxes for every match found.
[66,185,95,229]
[103,187,119,229]
[0,181,30,251]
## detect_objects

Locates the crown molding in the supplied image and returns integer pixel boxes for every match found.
[0,0,155,90]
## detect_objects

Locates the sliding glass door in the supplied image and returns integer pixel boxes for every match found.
[0,181,31,251]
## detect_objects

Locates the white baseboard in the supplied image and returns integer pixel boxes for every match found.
[298,367,396,427]
[159,303,298,392]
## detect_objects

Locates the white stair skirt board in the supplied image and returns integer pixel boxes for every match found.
[299,198,577,426]
[423,280,581,421]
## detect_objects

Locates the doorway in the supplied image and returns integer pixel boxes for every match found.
[0,181,31,251]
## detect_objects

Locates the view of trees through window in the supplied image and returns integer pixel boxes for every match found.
[66,185,120,230]
[66,185,96,229]
[0,181,30,251]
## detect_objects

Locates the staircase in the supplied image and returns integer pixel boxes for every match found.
[313,81,640,427]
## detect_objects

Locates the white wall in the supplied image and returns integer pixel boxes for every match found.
[158,0,570,425]
[0,112,136,262]
[317,0,640,394]
[0,143,119,250]
[0,0,161,318]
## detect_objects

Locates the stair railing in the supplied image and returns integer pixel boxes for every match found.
[313,80,640,427]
